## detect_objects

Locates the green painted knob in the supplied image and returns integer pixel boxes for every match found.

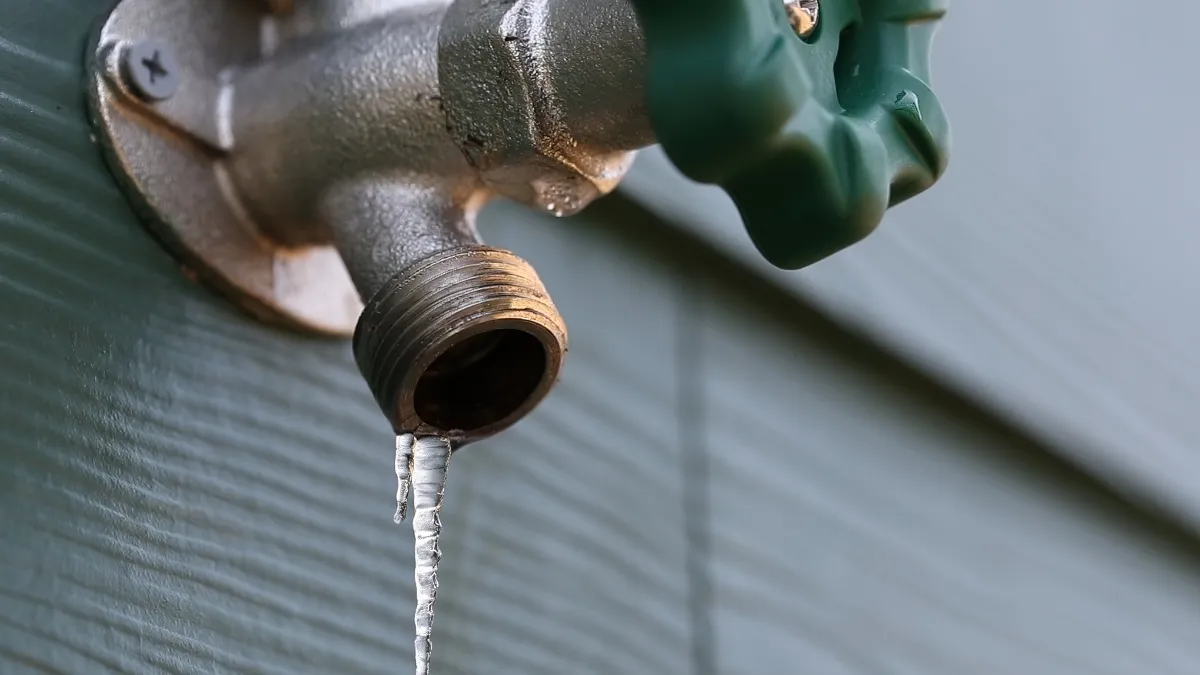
[630,0,951,269]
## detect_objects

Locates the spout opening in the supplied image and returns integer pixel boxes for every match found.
[353,246,568,444]
[414,327,548,433]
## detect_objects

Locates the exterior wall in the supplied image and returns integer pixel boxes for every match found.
[692,265,1200,674]
[2,2,1200,674]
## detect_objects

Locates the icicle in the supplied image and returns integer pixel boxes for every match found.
[410,435,452,675]
[394,434,414,523]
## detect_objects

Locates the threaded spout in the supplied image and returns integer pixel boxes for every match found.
[353,246,568,443]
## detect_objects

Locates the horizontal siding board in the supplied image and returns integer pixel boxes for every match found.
[693,267,1200,675]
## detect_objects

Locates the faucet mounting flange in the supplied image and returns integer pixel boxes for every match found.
[86,0,363,335]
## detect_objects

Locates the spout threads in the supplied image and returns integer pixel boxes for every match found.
[353,246,567,442]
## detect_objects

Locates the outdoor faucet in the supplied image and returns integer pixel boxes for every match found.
[87,0,951,444]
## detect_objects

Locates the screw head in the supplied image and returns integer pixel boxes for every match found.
[784,0,820,40]
[121,40,181,102]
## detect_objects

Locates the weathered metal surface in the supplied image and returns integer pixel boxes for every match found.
[354,246,568,442]
[90,0,579,440]
[439,0,649,214]
[87,0,364,335]
[88,0,649,339]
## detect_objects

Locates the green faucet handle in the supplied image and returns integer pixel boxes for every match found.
[631,0,951,269]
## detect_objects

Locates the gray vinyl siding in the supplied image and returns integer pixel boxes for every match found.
[2,2,1199,674]
[694,269,1200,675]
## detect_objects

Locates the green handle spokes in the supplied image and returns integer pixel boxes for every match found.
[631,0,951,269]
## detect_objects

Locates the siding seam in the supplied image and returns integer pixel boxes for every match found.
[678,265,715,675]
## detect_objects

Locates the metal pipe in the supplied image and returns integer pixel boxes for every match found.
[353,246,567,443]
[224,3,470,248]
[528,0,654,151]
[213,0,650,441]
[438,0,652,214]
